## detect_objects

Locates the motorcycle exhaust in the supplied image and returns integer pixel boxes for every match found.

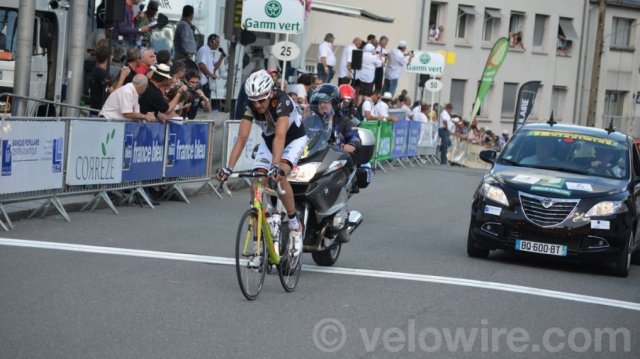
[348,211,362,234]
[303,223,329,252]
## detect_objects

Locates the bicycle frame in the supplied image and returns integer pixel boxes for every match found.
[245,182,281,265]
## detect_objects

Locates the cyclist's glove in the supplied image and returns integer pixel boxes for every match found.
[217,167,232,180]
[268,164,286,178]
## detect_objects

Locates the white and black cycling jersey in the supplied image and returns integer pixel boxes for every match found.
[242,89,306,145]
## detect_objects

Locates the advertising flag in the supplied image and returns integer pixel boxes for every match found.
[470,37,510,122]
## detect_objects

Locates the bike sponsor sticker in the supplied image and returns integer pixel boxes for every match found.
[511,175,541,184]
[484,205,502,216]
[530,185,572,197]
[591,220,610,230]
[566,182,593,192]
[540,177,565,188]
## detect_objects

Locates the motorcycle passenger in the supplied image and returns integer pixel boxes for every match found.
[216,70,307,260]
[338,84,362,126]
[310,84,361,153]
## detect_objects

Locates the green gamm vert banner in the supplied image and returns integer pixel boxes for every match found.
[470,37,510,122]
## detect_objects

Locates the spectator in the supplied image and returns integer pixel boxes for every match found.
[174,5,197,63]
[467,123,481,144]
[268,70,279,84]
[134,0,158,47]
[122,48,141,85]
[438,103,453,164]
[112,0,151,50]
[367,34,378,48]
[557,34,568,56]
[374,36,389,92]
[414,104,429,123]
[317,33,336,83]
[292,73,313,104]
[375,92,398,122]
[171,61,186,86]
[139,64,187,121]
[428,22,439,42]
[183,69,212,119]
[397,95,413,120]
[384,40,414,97]
[312,76,323,91]
[337,37,362,85]
[197,34,227,100]
[499,129,510,150]
[356,43,382,102]
[99,74,156,121]
[85,28,107,61]
[435,26,445,41]
[288,91,298,104]
[510,31,526,51]
[361,90,385,121]
[156,50,171,66]
[136,48,156,75]
[88,45,129,112]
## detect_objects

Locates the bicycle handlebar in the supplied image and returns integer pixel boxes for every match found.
[218,171,286,195]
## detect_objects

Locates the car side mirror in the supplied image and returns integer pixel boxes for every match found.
[479,149,497,164]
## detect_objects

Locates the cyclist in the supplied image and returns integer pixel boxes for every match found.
[338,84,362,126]
[216,70,307,258]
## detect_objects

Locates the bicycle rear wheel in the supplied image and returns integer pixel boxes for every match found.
[236,209,266,300]
[277,225,303,292]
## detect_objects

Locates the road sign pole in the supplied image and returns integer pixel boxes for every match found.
[281,34,290,91]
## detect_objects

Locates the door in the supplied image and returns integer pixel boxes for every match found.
[28,17,47,115]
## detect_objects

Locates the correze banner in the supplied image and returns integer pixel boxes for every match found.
[122,123,166,182]
[66,121,124,185]
[470,37,510,122]
[0,121,65,194]
[164,123,210,177]
[512,81,542,133]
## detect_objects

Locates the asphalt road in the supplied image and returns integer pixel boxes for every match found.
[1,165,639,358]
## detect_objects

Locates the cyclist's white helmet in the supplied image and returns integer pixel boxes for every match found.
[245,70,274,97]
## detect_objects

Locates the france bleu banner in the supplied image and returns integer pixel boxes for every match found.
[406,121,421,157]
[164,123,210,177]
[390,120,409,159]
[122,123,165,182]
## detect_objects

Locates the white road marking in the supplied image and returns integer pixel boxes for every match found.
[1,237,640,312]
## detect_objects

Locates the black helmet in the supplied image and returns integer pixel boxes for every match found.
[310,84,341,118]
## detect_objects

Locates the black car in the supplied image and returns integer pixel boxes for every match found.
[468,123,640,277]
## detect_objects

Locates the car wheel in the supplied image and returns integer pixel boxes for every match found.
[467,228,489,258]
[613,233,632,278]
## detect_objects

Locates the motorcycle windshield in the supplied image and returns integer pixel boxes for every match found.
[302,114,331,158]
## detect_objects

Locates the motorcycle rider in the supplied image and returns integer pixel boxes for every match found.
[216,70,307,260]
[338,84,362,126]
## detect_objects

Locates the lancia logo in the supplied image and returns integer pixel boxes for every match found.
[541,198,554,208]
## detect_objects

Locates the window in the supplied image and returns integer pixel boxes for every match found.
[456,5,479,41]
[429,3,445,42]
[450,79,466,116]
[0,9,19,53]
[509,12,526,34]
[551,87,568,120]
[501,83,518,117]
[558,17,579,56]
[612,17,634,48]
[605,90,626,117]
[483,9,505,42]
[532,14,549,51]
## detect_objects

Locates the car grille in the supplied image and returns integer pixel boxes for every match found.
[519,192,579,227]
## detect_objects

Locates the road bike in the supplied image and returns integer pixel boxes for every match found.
[230,171,303,300]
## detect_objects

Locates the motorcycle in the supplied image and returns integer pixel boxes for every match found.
[281,114,375,266]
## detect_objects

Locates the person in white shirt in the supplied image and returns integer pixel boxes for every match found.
[384,40,414,97]
[100,74,156,121]
[361,91,385,121]
[438,103,453,164]
[337,37,362,85]
[317,33,337,83]
[292,73,313,105]
[398,95,414,120]
[356,43,383,103]
[375,92,398,122]
[374,36,389,92]
[196,34,226,100]
[414,104,429,123]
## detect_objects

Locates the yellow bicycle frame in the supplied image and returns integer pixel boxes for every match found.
[243,182,280,265]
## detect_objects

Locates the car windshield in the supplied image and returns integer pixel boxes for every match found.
[302,113,332,158]
[498,129,629,179]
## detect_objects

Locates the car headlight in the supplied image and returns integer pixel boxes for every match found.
[481,183,509,206]
[287,162,321,182]
[585,201,628,217]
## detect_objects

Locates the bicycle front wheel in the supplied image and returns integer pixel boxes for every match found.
[235,209,266,300]
[277,225,302,292]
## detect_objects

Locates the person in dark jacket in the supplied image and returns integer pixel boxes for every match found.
[307,84,361,153]
[112,0,151,50]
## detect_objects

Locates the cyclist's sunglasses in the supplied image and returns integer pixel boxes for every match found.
[249,94,270,105]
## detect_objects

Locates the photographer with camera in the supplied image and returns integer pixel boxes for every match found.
[184,69,212,119]
[384,40,414,97]
[197,34,227,102]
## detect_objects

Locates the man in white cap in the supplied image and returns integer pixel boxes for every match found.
[499,129,510,151]
[384,40,414,97]
[139,64,187,121]
[356,43,382,103]
[375,92,399,123]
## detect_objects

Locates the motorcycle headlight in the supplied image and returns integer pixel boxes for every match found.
[288,162,321,182]
[481,183,509,206]
[585,201,628,217]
